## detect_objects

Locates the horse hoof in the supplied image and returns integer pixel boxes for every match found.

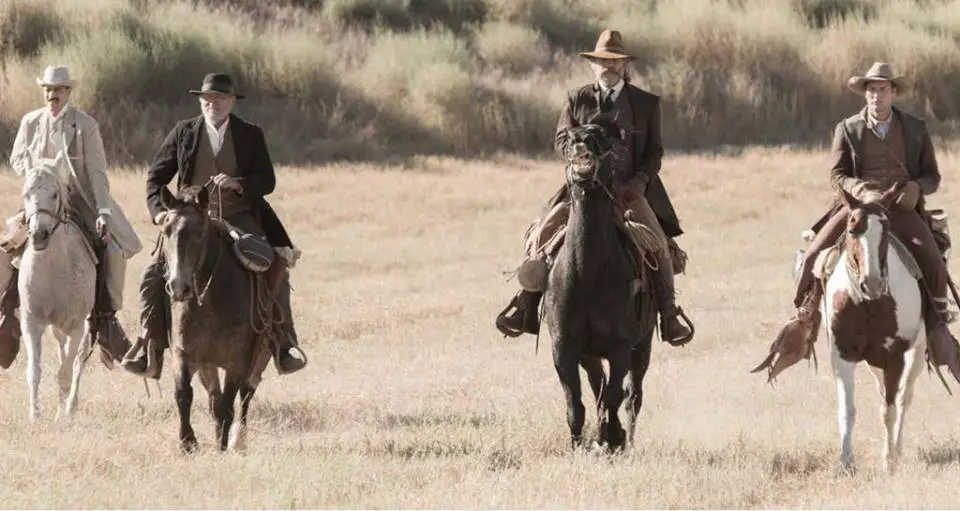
[836,460,856,477]
[180,437,199,454]
[570,435,583,449]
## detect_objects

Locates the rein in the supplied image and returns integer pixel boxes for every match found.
[843,211,892,302]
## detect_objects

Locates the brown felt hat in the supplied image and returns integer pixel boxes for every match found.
[847,62,908,94]
[579,29,636,61]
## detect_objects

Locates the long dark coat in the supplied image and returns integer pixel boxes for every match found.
[145,113,293,247]
[553,82,683,238]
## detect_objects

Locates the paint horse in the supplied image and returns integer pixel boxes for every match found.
[824,186,927,473]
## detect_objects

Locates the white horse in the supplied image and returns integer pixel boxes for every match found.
[823,186,927,473]
[19,162,97,421]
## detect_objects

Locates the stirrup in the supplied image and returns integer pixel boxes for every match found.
[495,294,526,338]
[662,306,695,347]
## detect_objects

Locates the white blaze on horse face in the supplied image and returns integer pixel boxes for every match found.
[858,214,886,299]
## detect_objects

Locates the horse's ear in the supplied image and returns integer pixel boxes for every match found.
[196,185,209,210]
[160,187,176,209]
[840,189,861,210]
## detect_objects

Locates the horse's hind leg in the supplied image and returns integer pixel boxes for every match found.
[230,384,256,453]
[197,366,222,419]
[21,317,45,422]
[554,354,586,448]
[580,356,605,444]
[173,350,199,453]
[60,325,91,419]
[215,374,241,452]
[52,328,71,412]
[602,348,630,452]
[624,335,652,449]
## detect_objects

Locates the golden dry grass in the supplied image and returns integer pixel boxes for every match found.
[2,146,960,508]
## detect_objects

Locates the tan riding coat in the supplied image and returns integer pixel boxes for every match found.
[9,105,142,259]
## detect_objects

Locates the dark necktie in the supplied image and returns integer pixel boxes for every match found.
[601,90,614,112]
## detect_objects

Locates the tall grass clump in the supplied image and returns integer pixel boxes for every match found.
[4,0,960,166]
[472,21,550,75]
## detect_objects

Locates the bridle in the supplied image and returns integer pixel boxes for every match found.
[844,205,892,300]
[23,169,68,242]
[563,127,620,206]
[162,181,224,306]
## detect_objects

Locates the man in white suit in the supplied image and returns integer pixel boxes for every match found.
[0,65,142,362]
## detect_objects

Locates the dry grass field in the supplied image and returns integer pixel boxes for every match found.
[2,146,960,508]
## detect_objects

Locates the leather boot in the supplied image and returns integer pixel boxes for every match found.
[121,336,166,380]
[925,301,960,385]
[121,257,169,380]
[652,256,693,346]
[265,258,306,375]
[91,312,133,366]
[496,289,542,337]
[0,268,20,369]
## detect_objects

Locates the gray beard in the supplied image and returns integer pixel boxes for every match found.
[599,72,622,89]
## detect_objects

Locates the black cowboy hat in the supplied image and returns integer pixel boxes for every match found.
[189,73,244,98]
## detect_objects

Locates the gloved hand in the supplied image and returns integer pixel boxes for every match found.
[895,180,921,211]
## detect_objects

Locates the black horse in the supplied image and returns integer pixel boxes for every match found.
[545,118,657,451]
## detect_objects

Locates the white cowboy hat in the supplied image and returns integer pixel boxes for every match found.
[35,65,76,87]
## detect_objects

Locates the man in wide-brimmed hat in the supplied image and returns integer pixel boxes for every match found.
[0,65,143,365]
[495,29,695,347]
[772,61,960,381]
[121,72,307,379]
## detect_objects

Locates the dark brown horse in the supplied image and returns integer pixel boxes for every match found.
[157,185,280,452]
[545,119,658,451]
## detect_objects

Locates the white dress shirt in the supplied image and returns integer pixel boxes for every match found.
[599,79,626,105]
[204,116,230,155]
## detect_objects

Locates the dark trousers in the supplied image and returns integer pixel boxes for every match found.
[137,211,297,352]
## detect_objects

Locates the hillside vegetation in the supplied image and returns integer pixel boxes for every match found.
[2,0,960,165]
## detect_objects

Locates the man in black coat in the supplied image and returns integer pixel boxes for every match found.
[496,29,694,346]
[121,73,307,378]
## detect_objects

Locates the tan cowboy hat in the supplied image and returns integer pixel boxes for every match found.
[847,62,908,94]
[35,65,75,87]
[579,29,636,60]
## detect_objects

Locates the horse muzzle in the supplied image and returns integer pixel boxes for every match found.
[858,275,888,300]
[29,230,51,251]
[166,278,194,302]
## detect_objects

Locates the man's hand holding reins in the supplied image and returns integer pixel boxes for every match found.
[212,173,243,194]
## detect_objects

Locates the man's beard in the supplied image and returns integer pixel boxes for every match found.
[598,70,621,88]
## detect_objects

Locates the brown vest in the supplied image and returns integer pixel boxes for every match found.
[612,90,635,179]
[191,125,249,218]
[859,115,910,191]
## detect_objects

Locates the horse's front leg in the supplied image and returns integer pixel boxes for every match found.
[831,345,857,472]
[21,317,45,422]
[554,350,585,449]
[173,350,198,453]
[624,335,652,450]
